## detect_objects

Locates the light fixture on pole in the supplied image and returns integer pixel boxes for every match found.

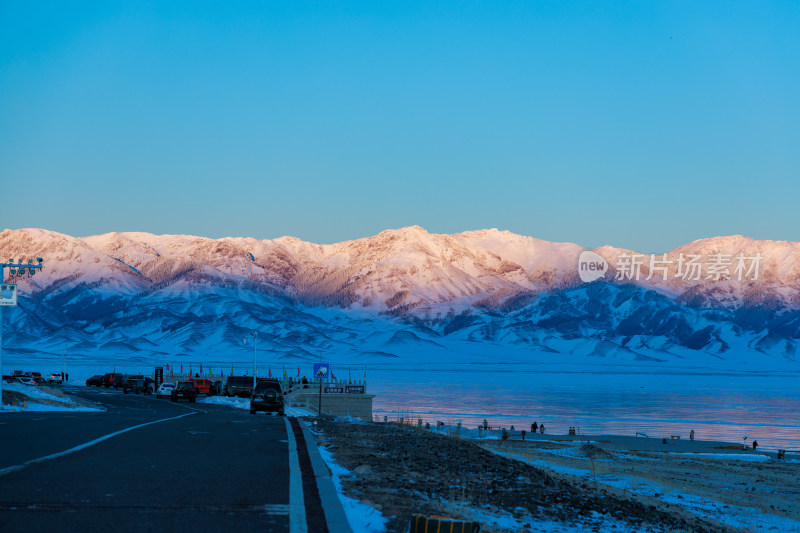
[1,258,44,409]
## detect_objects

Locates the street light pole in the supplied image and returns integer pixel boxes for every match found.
[0,258,44,410]
[252,330,258,391]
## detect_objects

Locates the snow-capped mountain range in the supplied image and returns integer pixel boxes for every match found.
[1,227,798,370]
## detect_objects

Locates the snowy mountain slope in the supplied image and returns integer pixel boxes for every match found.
[1,227,799,369]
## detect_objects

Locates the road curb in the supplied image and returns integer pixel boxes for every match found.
[298,419,353,533]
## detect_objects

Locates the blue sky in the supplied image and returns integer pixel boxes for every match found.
[1,1,798,252]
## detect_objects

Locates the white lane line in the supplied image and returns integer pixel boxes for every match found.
[163,401,208,414]
[0,411,198,478]
[262,504,291,515]
[285,416,308,533]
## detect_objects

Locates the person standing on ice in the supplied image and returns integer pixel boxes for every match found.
[532,422,538,433]
[539,424,545,434]
[690,429,695,441]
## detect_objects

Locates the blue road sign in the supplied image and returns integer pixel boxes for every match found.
[313,362,329,379]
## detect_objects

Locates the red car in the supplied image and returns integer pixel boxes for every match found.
[187,378,214,395]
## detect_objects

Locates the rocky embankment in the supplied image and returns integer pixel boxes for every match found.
[313,418,729,532]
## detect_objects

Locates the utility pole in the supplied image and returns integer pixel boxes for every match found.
[0,258,44,409]
[63,342,68,384]
[252,330,258,391]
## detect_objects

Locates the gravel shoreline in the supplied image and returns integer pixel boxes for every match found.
[312,418,733,532]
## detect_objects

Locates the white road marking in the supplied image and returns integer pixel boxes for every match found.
[286,417,308,533]
[165,401,208,414]
[0,411,198,478]
[263,504,291,515]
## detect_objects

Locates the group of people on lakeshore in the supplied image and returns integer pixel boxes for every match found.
[485,422,772,453]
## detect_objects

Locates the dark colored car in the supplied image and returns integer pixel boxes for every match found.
[224,376,272,398]
[250,380,284,416]
[86,375,104,387]
[171,381,197,403]
[119,375,155,393]
[102,373,124,388]
[122,378,149,394]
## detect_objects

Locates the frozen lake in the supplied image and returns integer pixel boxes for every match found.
[368,367,800,451]
[7,354,799,450]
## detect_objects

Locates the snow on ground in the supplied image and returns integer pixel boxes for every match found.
[198,396,250,410]
[489,445,800,533]
[316,442,389,533]
[0,382,102,412]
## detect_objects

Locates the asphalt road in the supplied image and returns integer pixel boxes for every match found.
[0,386,301,532]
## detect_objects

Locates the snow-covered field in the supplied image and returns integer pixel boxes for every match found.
[481,439,800,533]
[0,382,101,412]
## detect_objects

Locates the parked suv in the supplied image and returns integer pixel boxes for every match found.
[122,378,148,394]
[171,381,197,403]
[102,373,124,388]
[187,378,214,395]
[250,380,285,416]
[224,376,271,398]
[86,375,104,387]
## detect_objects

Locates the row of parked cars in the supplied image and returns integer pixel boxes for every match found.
[86,374,279,397]
[1,370,64,386]
[85,373,157,394]
[164,378,286,416]
[84,373,286,415]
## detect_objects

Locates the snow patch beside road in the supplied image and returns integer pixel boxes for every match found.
[317,444,388,533]
[1,382,102,412]
[197,395,316,418]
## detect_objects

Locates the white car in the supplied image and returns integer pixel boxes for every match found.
[156,382,176,398]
